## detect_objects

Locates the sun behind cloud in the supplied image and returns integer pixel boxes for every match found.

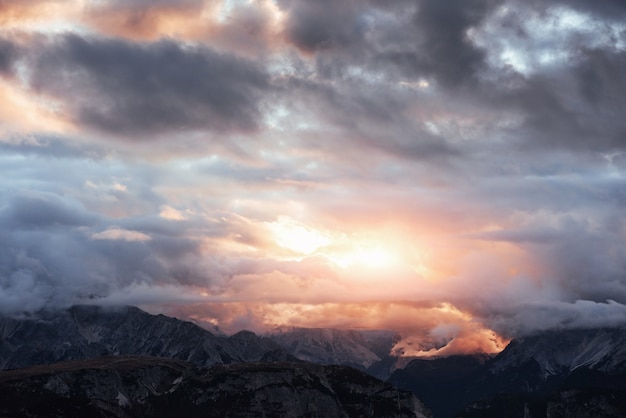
[267,216,331,255]
[266,215,410,270]
[326,243,399,269]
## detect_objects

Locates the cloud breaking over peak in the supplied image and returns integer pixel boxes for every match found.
[1,0,626,355]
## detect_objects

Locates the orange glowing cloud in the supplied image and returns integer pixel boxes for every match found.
[0,78,75,136]
[133,201,539,358]
[0,0,82,31]
[158,300,507,357]
[83,0,206,41]
[83,0,286,58]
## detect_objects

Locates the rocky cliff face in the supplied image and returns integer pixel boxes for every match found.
[268,327,399,372]
[489,327,626,377]
[0,355,431,418]
[0,305,295,370]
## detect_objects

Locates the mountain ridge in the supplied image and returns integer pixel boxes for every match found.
[0,304,296,370]
[389,326,626,417]
[0,355,431,418]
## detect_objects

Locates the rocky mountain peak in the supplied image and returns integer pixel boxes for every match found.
[0,305,294,370]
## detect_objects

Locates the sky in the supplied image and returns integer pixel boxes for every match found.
[1,0,626,357]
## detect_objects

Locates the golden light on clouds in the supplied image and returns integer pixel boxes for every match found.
[2,0,624,360]
[266,215,419,271]
[328,244,398,269]
[267,215,331,255]
[0,80,74,135]
[164,300,508,357]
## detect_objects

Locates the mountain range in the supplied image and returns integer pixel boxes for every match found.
[0,305,294,370]
[2,305,626,417]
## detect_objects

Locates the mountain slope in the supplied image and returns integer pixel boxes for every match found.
[489,327,626,376]
[388,354,491,418]
[458,327,626,417]
[0,355,431,418]
[0,305,294,370]
[390,327,626,417]
[268,327,398,371]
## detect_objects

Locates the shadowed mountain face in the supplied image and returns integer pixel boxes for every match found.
[0,305,295,370]
[0,356,431,418]
[268,327,399,372]
[389,328,626,418]
[388,354,491,418]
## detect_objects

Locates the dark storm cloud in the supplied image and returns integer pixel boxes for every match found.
[279,0,366,52]
[404,0,500,86]
[27,34,268,136]
[0,37,17,75]
[277,0,626,159]
[492,48,626,152]
[279,0,499,87]
[273,75,459,162]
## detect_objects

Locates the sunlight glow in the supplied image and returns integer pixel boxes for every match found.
[327,245,398,269]
[268,216,331,255]
[267,216,410,271]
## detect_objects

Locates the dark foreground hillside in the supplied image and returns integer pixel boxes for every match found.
[0,355,430,418]
[389,328,626,417]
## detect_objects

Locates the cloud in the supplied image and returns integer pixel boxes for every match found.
[404,0,499,86]
[280,0,366,53]
[485,300,626,337]
[554,0,626,20]
[23,34,269,137]
[0,37,17,74]
[3,192,98,229]
[91,227,152,242]
[0,0,64,22]
[1,0,626,354]
[84,0,206,40]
